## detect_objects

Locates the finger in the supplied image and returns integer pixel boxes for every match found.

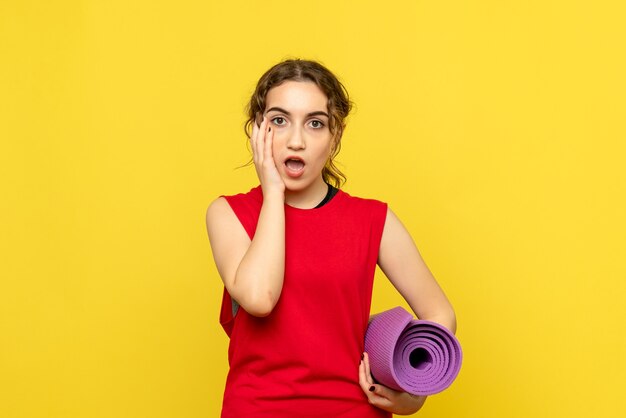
[367,383,397,412]
[256,117,266,162]
[358,359,371,394]
[251,117,260,158]
[251,115,259,138]
[359,360,388,401]
[363,352,374,385]
[361,382,394,411]
[264,123,273,161]
[368,383,394,401]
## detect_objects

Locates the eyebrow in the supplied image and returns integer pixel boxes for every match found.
[265,107,329,118]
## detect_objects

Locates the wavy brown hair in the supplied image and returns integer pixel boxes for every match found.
[239,59,353,189]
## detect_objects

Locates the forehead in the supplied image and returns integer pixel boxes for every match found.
[265,80,328,113]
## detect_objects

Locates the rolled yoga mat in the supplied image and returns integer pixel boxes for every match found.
[364,306,462,396]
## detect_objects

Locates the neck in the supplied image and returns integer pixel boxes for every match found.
[284,177,328,209]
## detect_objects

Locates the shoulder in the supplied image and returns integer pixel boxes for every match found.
[341,190,389,219]
[338,190,389,236]
[205,198,235,242]
[205,185,262,224]
[206,185,262,213]
[205,196,230,222]
[340,189,388,213]
[219,185,263,205]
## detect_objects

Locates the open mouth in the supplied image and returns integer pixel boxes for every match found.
[284,157,305,176]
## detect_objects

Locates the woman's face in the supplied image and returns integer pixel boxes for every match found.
[264,80,333,190]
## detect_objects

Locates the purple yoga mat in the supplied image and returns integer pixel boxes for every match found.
[364,306,462,396]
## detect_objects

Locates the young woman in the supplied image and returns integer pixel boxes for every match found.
[205,59,457,417]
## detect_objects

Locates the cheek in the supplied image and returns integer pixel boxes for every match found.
[312,143,333,165]
[271,133,286,153]
[323,136,335,155]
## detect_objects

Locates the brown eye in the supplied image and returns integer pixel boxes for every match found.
[272,117,286,126]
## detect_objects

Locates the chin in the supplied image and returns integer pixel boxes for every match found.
[282,176,312,191]
[283,180,307,191]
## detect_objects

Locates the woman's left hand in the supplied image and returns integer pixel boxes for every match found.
[359,352,427,415]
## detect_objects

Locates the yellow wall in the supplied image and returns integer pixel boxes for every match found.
[2,1,625,417]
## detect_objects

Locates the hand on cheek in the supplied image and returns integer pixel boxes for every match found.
[250,113,285,195]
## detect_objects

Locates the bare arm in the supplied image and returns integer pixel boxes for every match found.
[205,116,286,317]
[205,191,285,317]
[362,206,456,414]
[377,207,456,333]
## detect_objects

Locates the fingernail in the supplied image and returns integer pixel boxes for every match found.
[369,386,375,392]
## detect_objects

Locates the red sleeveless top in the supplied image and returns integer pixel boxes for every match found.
[218,185,390,417]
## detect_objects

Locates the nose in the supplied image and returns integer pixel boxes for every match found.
[286,126,305,150]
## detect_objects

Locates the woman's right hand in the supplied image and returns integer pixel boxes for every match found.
[251,114,285,196]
